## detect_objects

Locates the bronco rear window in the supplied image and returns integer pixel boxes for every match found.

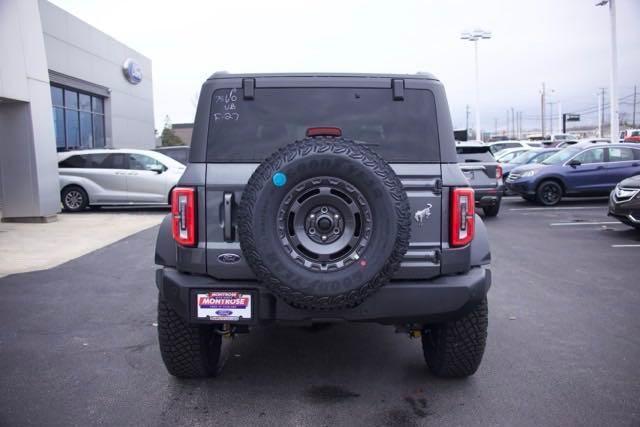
[206,87,440,162]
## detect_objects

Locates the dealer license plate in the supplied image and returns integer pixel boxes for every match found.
[196,291,252,321]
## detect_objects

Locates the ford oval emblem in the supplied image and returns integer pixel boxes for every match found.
[215,310,234,316]
[122,58,142,85]
[218,253,241,264]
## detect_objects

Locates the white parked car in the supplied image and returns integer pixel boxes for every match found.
[58,149,186,211]
[486,140,537,154]
[495,147,532,163]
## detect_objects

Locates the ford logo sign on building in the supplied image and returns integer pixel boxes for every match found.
[122,58,142,85]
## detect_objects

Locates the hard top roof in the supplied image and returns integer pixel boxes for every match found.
[206,71,438,81]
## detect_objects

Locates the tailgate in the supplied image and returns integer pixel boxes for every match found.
[459,163,498,188]
[391,164,442,280]
[204,163,442,281]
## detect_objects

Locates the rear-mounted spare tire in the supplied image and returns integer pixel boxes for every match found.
[238,137,411,310]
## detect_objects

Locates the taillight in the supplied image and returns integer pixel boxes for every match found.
[450,187,475,247]
[172,187,196,247]
[306,127,342,137]
[496,165,503,180]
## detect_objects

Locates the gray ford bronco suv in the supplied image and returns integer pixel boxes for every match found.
[155,72,491,379]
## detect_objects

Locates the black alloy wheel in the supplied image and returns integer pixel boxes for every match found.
[537,181,563,206]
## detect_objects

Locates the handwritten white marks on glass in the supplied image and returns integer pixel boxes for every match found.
[213,89,240,121]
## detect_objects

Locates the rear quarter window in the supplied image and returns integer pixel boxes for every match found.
[59,155,88,168]
[456,146,495,163]
[206,87,440,163]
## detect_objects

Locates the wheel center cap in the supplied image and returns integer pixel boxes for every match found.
[317,217,333,232]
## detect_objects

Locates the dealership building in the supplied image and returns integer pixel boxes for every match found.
[0,0,155,222]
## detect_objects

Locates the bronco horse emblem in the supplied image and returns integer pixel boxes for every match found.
[414,204,433,226]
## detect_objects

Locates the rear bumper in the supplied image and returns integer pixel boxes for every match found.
[474,186,503,207]
[156,266,491,325]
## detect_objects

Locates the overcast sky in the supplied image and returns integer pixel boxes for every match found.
[50,0,640,134]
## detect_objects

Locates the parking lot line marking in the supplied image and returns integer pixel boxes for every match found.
[611,244,640,248]
[549,221,620,226]
[510,206,606,211]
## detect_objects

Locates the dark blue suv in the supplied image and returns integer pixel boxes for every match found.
[505,143,640,205]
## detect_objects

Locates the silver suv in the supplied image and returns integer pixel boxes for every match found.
[58,149,185,211]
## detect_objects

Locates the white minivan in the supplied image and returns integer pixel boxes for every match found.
[58,149,185,211]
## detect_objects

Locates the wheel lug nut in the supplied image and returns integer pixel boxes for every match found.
[334,228,340,234]
[322,235,327,241]
[310,214,315,219]
[334,214,339,219]
[321,207,328,213]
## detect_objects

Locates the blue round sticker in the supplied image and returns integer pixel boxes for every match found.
[272,172,287,187]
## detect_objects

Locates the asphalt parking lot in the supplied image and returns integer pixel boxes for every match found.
[1,197,639,427]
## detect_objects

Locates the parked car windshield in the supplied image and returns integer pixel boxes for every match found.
[531,150,558,163]
[456,146,494,162]
[542,147,582,165]
[207,87,440,163]
[510,151,540,165]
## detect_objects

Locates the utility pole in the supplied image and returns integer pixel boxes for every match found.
[518,111,522,139]
[461,29,492,141]
[548,102,556,135]
[597,90,603,137]
[633,85,637,128]
[558,103,562,134]
[597,0,620,142]
[511,108,515,139]
[541,83,546,137]
[506,110,510,138]
[601,87,606,134]
[465,104,470,133]
[608,0,620,142]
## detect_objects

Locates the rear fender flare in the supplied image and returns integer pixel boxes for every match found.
[155,214,177,269]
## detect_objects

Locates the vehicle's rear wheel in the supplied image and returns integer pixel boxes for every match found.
[536,180,563,206]
[482,201,501,217]
[422,298,488,378]
[157,297,231,378]
[61,186,89,212]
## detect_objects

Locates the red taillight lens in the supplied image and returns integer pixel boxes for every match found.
[450,187,475,247]
[171,187,196,247]
[496,165,503,180]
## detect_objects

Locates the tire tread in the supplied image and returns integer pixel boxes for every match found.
[422,298,488,378]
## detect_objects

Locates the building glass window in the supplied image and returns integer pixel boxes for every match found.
[50,84,106,151]
[51,86,63,107]
[53,108,65,148]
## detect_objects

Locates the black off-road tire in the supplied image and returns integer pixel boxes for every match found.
[157,298,228,378]
[422,298,488,378]
[482,202,500,217]
[61,185,89,212]
[238,137,411,311]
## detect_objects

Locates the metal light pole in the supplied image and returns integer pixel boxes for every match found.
[461,29,492,141]
[597,0,619,142]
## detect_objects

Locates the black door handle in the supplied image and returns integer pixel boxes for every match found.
[223,192,234,241]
